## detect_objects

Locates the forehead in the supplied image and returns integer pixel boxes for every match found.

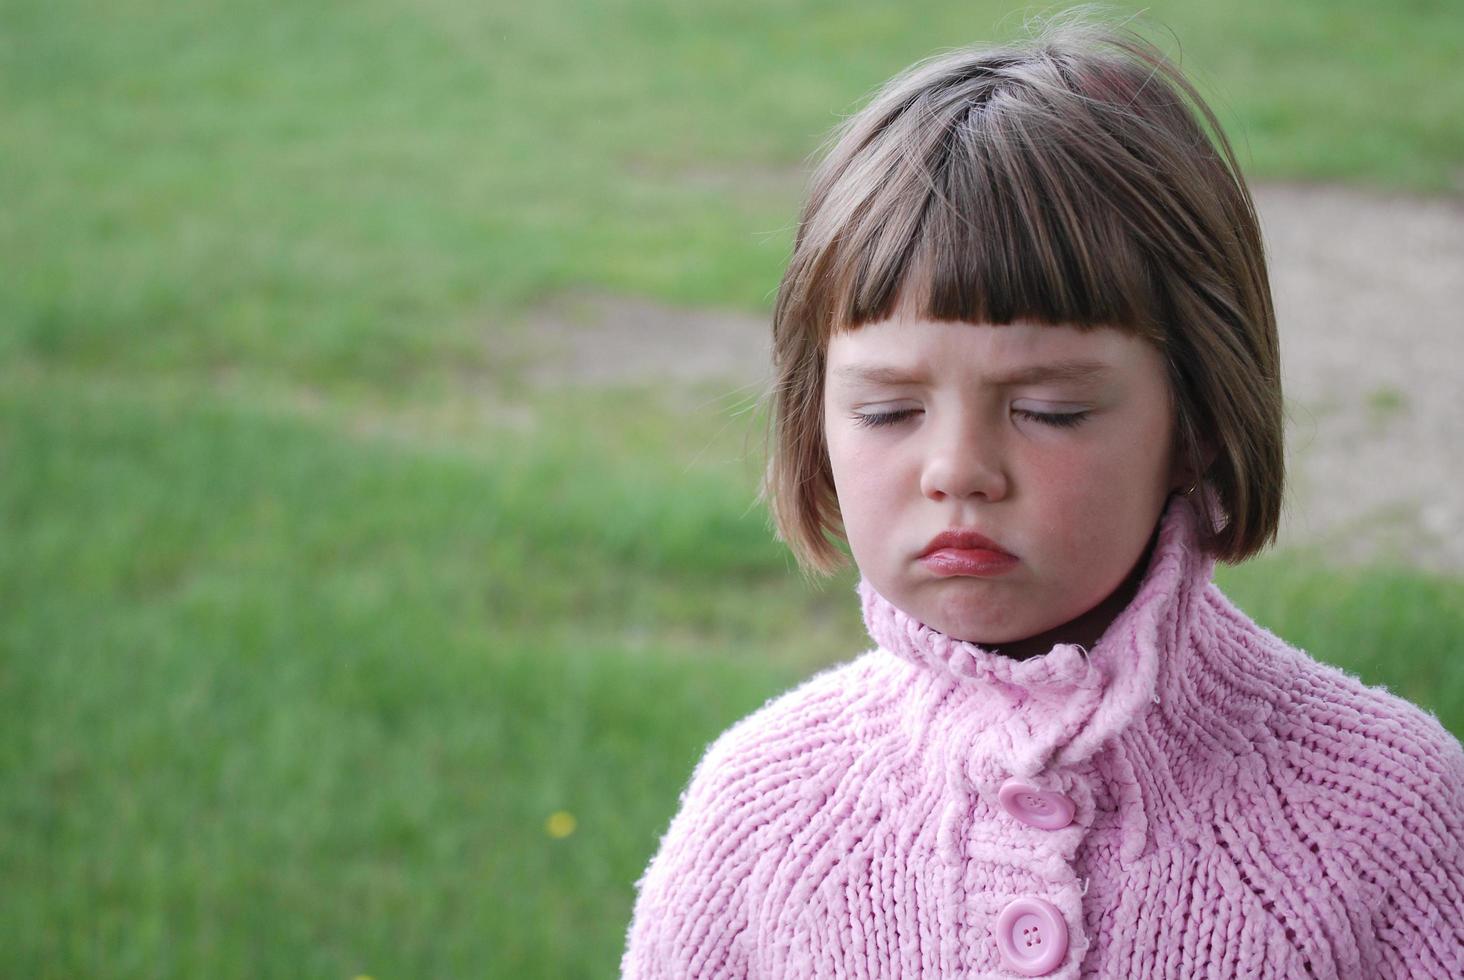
[825,317,1161,385]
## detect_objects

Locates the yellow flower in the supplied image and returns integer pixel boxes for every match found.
[546,810,577,838]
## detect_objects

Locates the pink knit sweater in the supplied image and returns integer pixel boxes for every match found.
[620,496,1464,978]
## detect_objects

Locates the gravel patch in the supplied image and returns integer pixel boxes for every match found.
[520,292,772,389]
[1259,184,1464,571]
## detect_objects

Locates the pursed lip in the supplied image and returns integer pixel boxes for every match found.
[919,529,1016,559]
[918,528,1019,578]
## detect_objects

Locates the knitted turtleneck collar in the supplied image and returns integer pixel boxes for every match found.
[859,492,1215,779]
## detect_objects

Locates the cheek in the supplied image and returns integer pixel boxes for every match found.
[1021,440,1164,555]
[826,430,913,572]
[828,432,897,518]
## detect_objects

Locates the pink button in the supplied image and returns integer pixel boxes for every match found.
[998,778,1075,831]
[994,896,1069,976]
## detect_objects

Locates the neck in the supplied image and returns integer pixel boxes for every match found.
[986,524,1161,662]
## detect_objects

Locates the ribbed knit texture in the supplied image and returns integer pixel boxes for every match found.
[621,496,1464,978]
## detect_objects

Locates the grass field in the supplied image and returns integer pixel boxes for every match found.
[4,1,1463,977]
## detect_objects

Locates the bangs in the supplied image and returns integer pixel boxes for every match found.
[793,58,1185,348]
[908,110,1162,336]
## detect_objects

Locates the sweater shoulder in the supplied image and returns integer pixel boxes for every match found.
[644,647,907,865]
[1200,584,1464,852]
[1129,586,1464,976]
[621,651,900,978]
[1202,583,1463,772]
[1275,643,1464,849]
[681,649,901,794]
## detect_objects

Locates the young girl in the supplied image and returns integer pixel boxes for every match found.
[621,18,1464,979]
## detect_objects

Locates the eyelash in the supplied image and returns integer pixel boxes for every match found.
[1017,408,1090,428]
[851,409,1090,429]
[851,410,917,429]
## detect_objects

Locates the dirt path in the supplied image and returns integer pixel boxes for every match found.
[523,183,1464,573]
[1258,184,1464,572]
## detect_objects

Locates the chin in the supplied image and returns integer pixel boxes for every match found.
[921,600,1032,647]
[885,577,1048,645]
[943,622,1029,646]
[919,590,1069,648]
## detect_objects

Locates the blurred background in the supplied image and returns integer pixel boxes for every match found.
[3,0,1462,976]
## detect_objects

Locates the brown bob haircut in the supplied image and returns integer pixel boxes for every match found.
[765,15,1283,575]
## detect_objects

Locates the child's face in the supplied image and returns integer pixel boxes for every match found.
[824,317,1181,648]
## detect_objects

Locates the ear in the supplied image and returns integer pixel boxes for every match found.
[1169,435,1217,494]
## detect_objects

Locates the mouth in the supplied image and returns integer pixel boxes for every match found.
[918,529,1019,578]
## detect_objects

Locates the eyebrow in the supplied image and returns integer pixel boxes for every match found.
[834,360,1113,387]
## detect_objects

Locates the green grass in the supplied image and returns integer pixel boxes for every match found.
[3,0,1464,976]
[0,370,835,977]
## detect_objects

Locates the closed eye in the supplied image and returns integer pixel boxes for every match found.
[1014,408,1089,428]
[851,408,920,428]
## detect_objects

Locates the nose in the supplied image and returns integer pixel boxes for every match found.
[919,413,1009,502]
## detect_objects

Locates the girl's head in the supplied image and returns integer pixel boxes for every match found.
[765,17,1283,647]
